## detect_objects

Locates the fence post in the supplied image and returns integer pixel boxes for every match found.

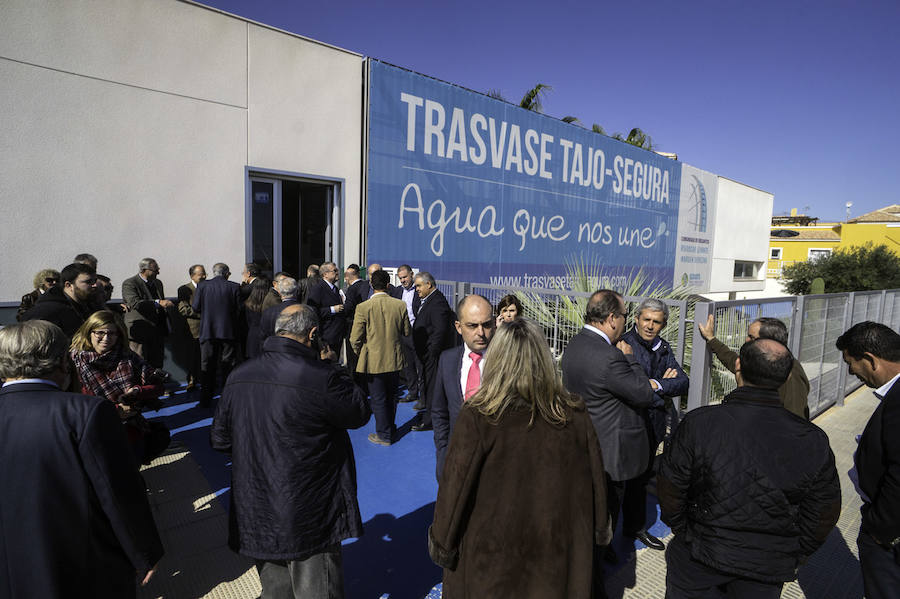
[686,301,713,413]
[837,293,857,407]
[675,299,687,367]
[878,289,888,323]
[789,295,803,358]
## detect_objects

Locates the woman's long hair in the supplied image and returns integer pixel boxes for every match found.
[245,276,271,313]
[70,311,127,352]
[467,318,582,426]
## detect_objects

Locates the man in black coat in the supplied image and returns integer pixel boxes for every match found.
[560,289,663,557]
[122,258,174,368]
[393,264,422,404]
[837,321,900,599]
[658,338,841,598]
[211,304,370,599]
[342,264,367,376]
[0,320,163,599]
[411,271,456,431]
[23,262,97,338]
[259,276,299,346]
[305,261,348,358]
[192,262,242,407]
[431,294,496,479]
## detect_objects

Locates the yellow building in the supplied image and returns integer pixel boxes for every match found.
[768,205,900,277]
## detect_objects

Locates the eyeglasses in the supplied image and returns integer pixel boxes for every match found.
[44,278,58,283]
[91,330,119,339]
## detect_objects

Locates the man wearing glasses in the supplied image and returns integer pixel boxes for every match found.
[561,289,663,574]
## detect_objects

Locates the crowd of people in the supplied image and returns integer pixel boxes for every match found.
[2,254,899,599]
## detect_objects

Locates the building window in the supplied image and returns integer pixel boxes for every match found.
[808,248,832,261]
[733,261,760,280]
[770,247,782,260]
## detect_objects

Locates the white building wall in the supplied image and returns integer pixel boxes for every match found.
[0,0,362,302]
[707,176,774,294]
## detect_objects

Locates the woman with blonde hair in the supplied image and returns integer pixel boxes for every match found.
[429,318,611,598]
[70,310,170,465]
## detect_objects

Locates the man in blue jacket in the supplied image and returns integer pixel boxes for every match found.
[211,304,370,599]
[620,297,689,552]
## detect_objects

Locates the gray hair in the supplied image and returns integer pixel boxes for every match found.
[276,277,298,298]
[753,317,789,346]
[212,263,229,277]
[275,305,318,338]
[635,298,669,323]
[414,271,436,287]
[138,258,157,271]
[0,321,69,380]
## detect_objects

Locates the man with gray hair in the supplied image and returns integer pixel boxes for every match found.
[192,262,242,407]
[699,314,810,418]
[0,321,163,597]
[619,297,689,551]
[259,276,300,345]
[122,257,173,367]
[212,304,370,598]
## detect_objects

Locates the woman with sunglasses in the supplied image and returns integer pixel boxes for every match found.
[70,311,171,465]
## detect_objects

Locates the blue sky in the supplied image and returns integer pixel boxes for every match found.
[198,0,899,222]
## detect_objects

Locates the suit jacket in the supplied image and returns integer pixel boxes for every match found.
[122,274,167,343]
[306,279,348,350]
[350,293,410,374]
[0,383,163,598]
[560,328,662,481]
[855,379,900,547]
[391,284,421,324]
[192,275,242,341]
[432,345,466,479]
[343,279,368,325]
[177,282,201,338]
[259,299,299,346]
[412,289,456,375]
[707,336,811,418]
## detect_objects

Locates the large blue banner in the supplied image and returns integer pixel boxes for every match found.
[367,60,682,288]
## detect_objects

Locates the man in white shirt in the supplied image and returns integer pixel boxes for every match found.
[431,294,496,479]
[837,321,900,599]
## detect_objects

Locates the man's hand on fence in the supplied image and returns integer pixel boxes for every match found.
[698,314,715,341]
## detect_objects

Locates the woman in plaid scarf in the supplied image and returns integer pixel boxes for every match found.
[70,311,170,465]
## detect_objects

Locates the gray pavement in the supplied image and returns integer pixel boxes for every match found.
[137,386,877,599]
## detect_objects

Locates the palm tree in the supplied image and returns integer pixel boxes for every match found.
[519,83,552,113]
[591,123,607,135]
[486,89,507,102]
[561,116,581,125]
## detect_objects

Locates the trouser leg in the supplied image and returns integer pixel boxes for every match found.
[858,530,900,599]
[606,476,627,533]
[220,340,237,385]
[256,560,293,599]
[367,372,399,441]
[623,467,653,536]
[199,340,218,404]
[287,545,344,599]
[400,335,420,402]
[418,360,437,428]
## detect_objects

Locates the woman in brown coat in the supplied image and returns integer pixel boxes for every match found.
[428,318,611,598]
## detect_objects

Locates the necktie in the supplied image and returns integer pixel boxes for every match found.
[464,352,482,400]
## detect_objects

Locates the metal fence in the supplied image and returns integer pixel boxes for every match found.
[437,282,900,420]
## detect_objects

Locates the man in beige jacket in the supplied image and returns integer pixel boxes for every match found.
[351,269,411,445]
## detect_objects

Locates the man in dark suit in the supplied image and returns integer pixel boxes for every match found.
[432,294,496,478]
[23,262,96,338]
[342,264,367,376]
[837,321,900,599]
[306,261,347,360]
[192,262,242,407]
[0,320,163,598]
[122,258,173,368]
[259,276,299,346]
[411,271,456,431]
[393,264,422,404]
[176,264,206,390]
[560,289,663,558]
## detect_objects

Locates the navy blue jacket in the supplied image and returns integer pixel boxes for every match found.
[210,336,371,560]
[432,345,466,479]
[306,279,348,350]
[0,383,163,599]
[192,275,242,341]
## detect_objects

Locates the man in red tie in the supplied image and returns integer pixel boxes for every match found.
[431,294,497,480]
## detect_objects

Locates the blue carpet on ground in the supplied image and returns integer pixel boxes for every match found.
[148,386,671,599]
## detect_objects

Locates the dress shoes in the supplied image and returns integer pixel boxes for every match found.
[631,531,665,551]
[367,432,392,446]
[410,422,433,432]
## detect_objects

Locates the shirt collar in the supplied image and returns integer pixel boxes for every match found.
[584,324,611,345]
[2,378,59,389]
[874,372,900,400]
